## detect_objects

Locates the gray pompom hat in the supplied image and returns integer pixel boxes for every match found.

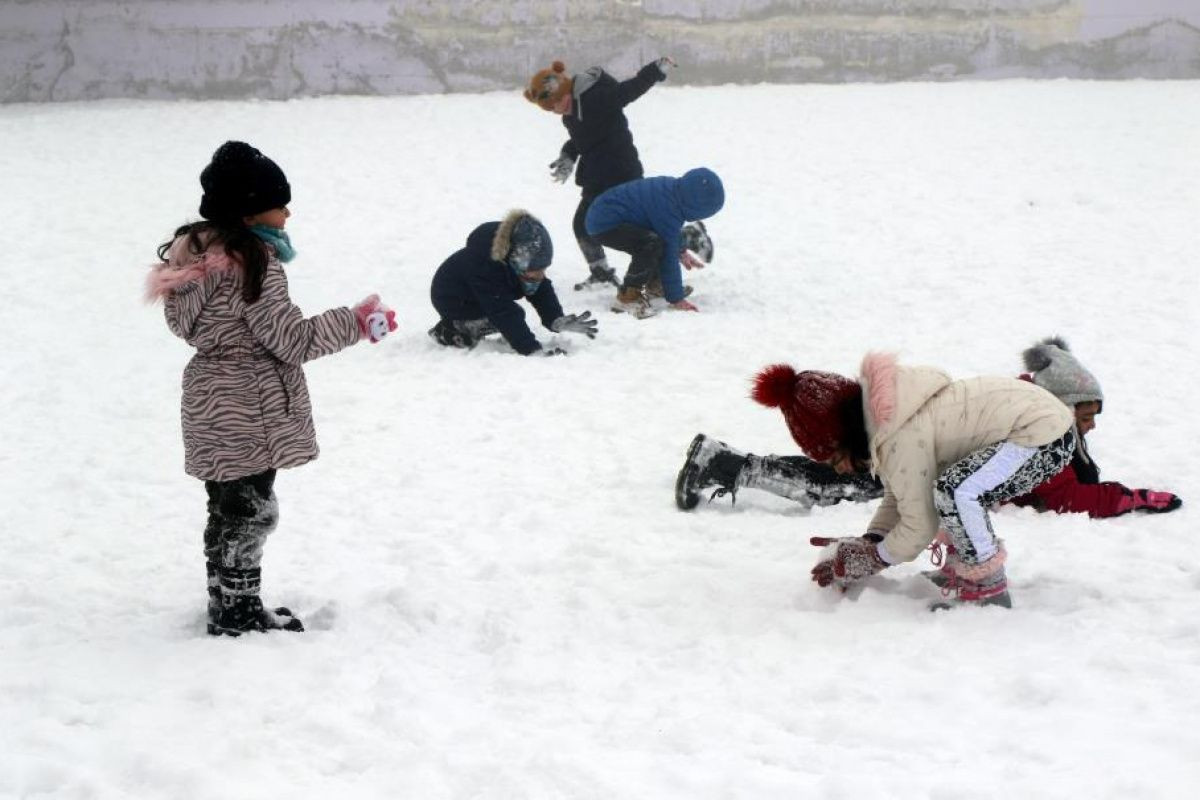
[1022,336,1103,410]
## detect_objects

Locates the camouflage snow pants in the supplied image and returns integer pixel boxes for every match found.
[742,453,884,508]
[203,469,279,598]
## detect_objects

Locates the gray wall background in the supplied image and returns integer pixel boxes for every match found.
[3,0,1199,103]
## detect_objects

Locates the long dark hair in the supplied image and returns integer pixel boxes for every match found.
[157,221,269,303]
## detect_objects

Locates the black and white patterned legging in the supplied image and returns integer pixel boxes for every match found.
[933,429,1075,565]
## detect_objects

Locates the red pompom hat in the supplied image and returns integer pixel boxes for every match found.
[751,364,862,461]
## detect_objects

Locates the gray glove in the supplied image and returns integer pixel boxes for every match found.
[655,56,677,78]
[549,154,575,184]
[543,347,568,357]
[551,311,598,339]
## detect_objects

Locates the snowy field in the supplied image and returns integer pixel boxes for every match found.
[1,79,1198,799]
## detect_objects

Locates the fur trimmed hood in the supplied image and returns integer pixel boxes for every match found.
[144,233,238,302]
[490,209,531,262]
[490,209,553,271]
[860,352,954,431]
[859,352,952,459]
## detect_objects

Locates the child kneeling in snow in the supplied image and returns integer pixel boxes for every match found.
[753,354,1074,609]
[146,141,397,637]
[428,210,598,355]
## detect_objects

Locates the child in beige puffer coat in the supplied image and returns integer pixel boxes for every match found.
[753,352,1074,609]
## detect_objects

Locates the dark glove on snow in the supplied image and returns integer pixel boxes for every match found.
[810,536,888,589]
[543,347,568,357]
[549,154,575,184]
[551,311,598,339]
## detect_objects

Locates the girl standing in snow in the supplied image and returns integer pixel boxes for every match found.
[753,353,1074,609]
[146,141,397,636]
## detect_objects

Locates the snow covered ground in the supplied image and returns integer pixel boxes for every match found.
[1,78,1198,799]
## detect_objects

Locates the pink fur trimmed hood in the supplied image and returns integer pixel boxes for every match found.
[859,351,952,445]
[859,352,898,429]
[143,234,238,302]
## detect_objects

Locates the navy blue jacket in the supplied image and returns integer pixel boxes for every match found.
[561,62,663,193]
[430,222,564,355]
[585,168,725,303]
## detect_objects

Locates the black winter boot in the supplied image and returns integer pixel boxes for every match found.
[429,318,469,348]
[429,318,497,349]
[206,562,222,635]
[573,258,620,290]
[211,567,304,637]
[214,595,305,636]
[675,434,750,510]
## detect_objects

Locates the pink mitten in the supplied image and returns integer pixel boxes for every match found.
[1117,488,1182,515]
[353,294,398,343]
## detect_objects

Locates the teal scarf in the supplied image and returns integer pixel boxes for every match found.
[249,224,296,263]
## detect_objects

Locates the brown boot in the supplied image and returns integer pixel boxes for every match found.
[645,279,694,300]
[611,286,657,318]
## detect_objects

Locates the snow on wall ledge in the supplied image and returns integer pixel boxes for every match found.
[3,0,1199,103]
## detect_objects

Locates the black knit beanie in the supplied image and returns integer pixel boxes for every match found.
[198,141,291,223]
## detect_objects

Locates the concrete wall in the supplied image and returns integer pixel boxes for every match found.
[3,0,1198,103]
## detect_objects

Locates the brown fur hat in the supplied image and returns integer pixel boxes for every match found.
[524,61,573,111]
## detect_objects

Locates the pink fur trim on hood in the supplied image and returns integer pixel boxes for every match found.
[860,352,898,427]
[143,238,238,303]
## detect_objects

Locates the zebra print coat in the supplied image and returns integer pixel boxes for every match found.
[147,235,361,481]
